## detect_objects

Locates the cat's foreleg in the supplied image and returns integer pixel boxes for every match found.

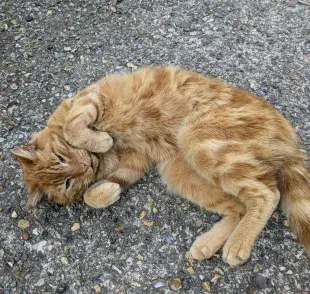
[159,155,245,260]
[85,151,150,208]
[63,96,113,153]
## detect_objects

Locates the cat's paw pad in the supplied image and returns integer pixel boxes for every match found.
[84,182,121,209]
[222,238,252,266]
[190,236,218,260]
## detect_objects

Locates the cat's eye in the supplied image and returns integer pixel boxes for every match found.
[65,178,71,189]
[56,154,66,163]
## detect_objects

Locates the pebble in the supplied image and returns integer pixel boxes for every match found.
[170,278,182,291]
[8,120,15,126]
[64,85,71,91]
[64,46,71,52]
[25,15,34,22]
[202,282,211,291]
[11,211,18,218]
[255,275,267,289]
[143,220,154,227]
[33,240,47,252]
[153,280,166,288]
[114,224,124,232]
[61,257,69,265]
[93,285,101,293]
[10,84,18,90]
[22,233,30,240]
[186,267,195,274]
[35,278,45,287]
[71,223,80,231]
[18,219,29,229]
[47,268,55,275]
[139,210,147,220]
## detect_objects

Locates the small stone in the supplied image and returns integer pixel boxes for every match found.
[202,282,211,291]
[33,240,47,252]
[61,257,69,265]
[18,219,29,229]
[186,267,195,274]
[0,186,3,192]
[255,275,267,289]
[214,267,224,275]
[143,220,154,227]
[64,85,71,91]
[22,233,30,240]
[11,211,18,218]
[137,254,143,261]
[139,210,147,220]
[25,15,34,22]
[152,207,158,213]
[3,24,8,31]
[110,6,116,13]
[253,264,259,273]
[170,278,182,291]
[10,84,18,90]
[126,62,137,70]
[114,224,124,232]
[119,253,127,260]
[153,280,166,288]
[71,223,80,231]
[93,285,101,293]
[145,201,153,208]
[47,44,53,50]
[47,10,53,16]
[35,278,45,287]
[48,268,54,275]
[64,46,71,52]
[8,120,15,126]
[249,80,256,89]
[211,273,220,284]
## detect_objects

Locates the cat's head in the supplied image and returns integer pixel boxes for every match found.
[11,128,99,208]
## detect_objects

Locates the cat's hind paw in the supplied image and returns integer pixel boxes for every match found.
[222,237,252,266]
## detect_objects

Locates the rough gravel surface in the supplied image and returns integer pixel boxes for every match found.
[0,0,310,293]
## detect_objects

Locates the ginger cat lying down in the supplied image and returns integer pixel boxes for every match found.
[12,66,310,266]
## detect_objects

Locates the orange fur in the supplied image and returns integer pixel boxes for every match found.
[12,66,310,265]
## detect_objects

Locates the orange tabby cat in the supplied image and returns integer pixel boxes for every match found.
[12,66,310,266]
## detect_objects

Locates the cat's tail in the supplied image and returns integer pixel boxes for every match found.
[279,151,310,254]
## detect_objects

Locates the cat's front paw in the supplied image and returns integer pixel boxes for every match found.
[89,131,113,153]
[84,182,121,208]
[222,236,252,266]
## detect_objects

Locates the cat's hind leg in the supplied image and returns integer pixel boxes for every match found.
[159,155,245,260]
[178,128,280,265]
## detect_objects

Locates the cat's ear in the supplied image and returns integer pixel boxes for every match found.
[26,188,44,209]
[11,144,37,162]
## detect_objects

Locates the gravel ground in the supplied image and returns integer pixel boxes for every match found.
[1,0,310,293]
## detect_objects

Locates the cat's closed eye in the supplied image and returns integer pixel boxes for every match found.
[56,154,66,163]
[65,178,71,189]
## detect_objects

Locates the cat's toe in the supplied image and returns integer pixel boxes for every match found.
[190,236,218,260]
[222,239,252,266]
